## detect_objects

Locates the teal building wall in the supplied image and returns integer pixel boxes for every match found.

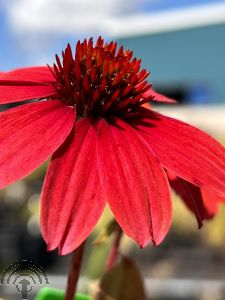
[118,24,225,103]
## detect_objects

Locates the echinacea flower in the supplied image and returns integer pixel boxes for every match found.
[0,37,225,255]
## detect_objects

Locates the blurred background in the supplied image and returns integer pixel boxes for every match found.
[1,0,225,299]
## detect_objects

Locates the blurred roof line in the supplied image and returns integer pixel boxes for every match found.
[108,2,225,38]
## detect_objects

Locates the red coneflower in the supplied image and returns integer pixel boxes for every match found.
[0,37,225,255]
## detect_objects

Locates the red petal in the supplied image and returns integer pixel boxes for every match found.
[0,85,56,104]
[130,108,225,198]
[143,89,177,103]
[167,171,205,227]
[41,119,105,255]
[0,66,55,83]
[97,118,172,247]
[0,100,75,188]
[0,67,56,104]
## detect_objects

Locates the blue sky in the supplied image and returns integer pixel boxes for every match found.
[142,0,225,11]
[0,0,225,70]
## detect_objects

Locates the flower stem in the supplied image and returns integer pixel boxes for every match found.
[105,226,123,271]
[65,242,85,300]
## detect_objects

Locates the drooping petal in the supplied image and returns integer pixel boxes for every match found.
[0,66,55,83]
[129,108,225,198]
[167,171,205,227]
[41,118,105,255]
[167,171,223,222]
[201,188,224,218]
[97,117,172,247]
[143,89,177,103]
[0,100,75,189]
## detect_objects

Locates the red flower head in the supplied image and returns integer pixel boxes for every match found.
[0,37,225,255]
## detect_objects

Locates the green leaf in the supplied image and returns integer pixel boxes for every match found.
[35,287,91,300]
